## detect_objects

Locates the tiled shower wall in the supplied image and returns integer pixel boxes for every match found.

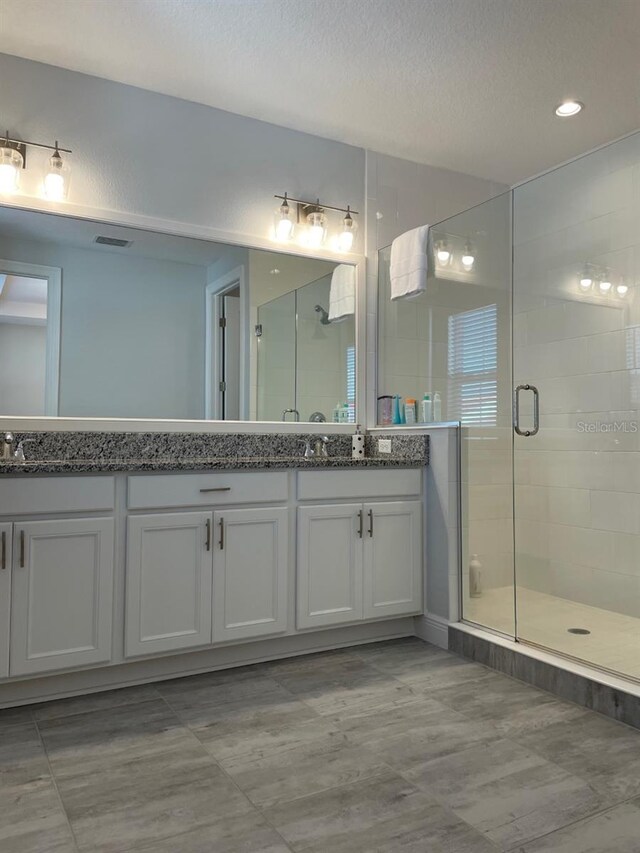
[513,132,640,620]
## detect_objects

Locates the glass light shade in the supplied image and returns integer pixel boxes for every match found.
[579,275,592,290]
[43,148,70,201]
[436,243,451,265]
[616,283,629,296]
[274,199,294,241]
[306,210,326,248]
[599,279,612,293]
[337,211,356,252]
[461,242,474,270]
[0,145,22,194]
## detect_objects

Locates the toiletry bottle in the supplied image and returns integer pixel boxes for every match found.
[433,392,442,422]
[404,398,417,424]
[420,394,432,423]
[333,403,342,423]
[391,395,402,425]
[398,397,405,424]
[377,395,392,425]
[352,424,365,460]
[469,554,482,598]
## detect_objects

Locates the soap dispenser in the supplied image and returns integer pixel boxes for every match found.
[352,424,365,460]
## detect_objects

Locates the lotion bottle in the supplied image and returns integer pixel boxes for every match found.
[433,392,442,422]
[420,394,432,423]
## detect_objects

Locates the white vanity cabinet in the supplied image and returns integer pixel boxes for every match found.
[125,512,213,657]
[10,517,115,676]
[0,523,12,678]
[212,507,288,642]
[296,470,424,630]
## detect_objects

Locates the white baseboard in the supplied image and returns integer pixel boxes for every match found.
[413,613,449,649]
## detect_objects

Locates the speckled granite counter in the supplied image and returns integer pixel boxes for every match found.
[0,432,429,475]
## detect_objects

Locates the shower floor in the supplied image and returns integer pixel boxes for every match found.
[465,586,640,683]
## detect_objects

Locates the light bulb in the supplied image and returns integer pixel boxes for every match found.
[42,143,70,201]
[461,242,474,270]
[616,283,629,296]
[306,209,326,248]
[436,242,451,265]
[275,194,294,241]
[599,278,612,293]
[579,276,592,290]
[0,143,22,194]
[337,207,355,252]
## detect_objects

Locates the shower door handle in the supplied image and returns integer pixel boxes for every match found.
[513,384,539,436]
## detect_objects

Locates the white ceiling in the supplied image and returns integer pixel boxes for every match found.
[0,0,639,184]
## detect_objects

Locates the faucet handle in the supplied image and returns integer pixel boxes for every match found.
[14,439,34,463]
[298,439,315,459]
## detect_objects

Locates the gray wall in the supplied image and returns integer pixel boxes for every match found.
[0,322,47,415]
[0,237,207,419]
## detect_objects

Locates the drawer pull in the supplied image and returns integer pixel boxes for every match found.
[205,519,211,551]
[357,510,363,538]
[19,530,25,567]
[1,531,5,570]
[200,487,232,493]
[219,518,225,550]
[368,509,374,538]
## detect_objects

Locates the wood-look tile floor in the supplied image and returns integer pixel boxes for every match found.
[2,638,640,852]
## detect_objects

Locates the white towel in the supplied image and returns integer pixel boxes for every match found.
[390,225,430,300]
[329,264,355,322]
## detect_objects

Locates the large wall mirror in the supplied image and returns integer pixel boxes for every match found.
[0,206,357,424]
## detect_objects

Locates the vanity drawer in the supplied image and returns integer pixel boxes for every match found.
[0,476,115,516]
[297,468,422,501]
[128,471,289,510]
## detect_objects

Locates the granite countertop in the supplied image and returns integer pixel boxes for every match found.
[0,432,429,476]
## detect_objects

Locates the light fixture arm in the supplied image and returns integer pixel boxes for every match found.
[274,194,359,216]
[1,131,72,155]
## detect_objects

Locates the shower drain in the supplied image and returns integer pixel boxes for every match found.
[567,627,591,635]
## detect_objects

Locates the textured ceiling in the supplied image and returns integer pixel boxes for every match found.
[0,0,639,184]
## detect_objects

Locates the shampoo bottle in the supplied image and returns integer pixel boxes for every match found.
[391,395,402,425]
[420,394,432,423]
[404,398,417,424]
[469,554,482,598]
[433,392,442,422]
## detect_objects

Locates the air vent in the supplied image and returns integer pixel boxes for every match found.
[94,235,131,248]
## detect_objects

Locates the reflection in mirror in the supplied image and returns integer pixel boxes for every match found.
[0,206,357,423]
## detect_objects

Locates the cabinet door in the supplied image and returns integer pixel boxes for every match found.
[213,507,288,642]
[297,504,363,628]
[126,512,212,657]
[0,524,12,678]
[363,501,422,619]
[10,518,114,676]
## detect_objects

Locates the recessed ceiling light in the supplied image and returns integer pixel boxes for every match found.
[555,100,584,117]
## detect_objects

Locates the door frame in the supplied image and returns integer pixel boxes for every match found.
[205,265,247,420]
[0,258,62,416]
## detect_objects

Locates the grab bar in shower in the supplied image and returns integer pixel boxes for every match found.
[513,384,539,436]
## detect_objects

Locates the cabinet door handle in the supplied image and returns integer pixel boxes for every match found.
[219,518,225,550]
[368,509,374,538]
[19,530,25,567]
[200,487,231,493]
[357,509,363,538]
[1,531,5,570]
[205,519,211,551]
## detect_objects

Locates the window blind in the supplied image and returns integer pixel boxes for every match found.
[447,304,497,426]
[346,345,356,423]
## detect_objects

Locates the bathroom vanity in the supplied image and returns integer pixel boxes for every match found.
[0,433,428,706]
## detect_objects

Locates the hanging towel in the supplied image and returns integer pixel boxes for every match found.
[329,264,355,322]
[390,225,430,300]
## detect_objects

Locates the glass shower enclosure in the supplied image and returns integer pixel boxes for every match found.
[381,130,640,684]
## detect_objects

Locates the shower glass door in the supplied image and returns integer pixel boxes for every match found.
[512,132,640,681]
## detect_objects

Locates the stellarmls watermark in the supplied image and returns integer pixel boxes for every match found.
[576,420,638,433]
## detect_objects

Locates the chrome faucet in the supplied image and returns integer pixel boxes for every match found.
[13,439,34,463]
[298,439,315,459]
[282,408,300,422]
[314,436,330,458]
[2,432,14,460]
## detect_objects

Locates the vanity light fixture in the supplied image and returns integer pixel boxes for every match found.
[43,141,70,201]
[274,193,295,241]
[337,206,356,253]
[579,267,593,291]
[0,129,72,199]
[436,241,451,265]
[555,100,584,117]
[598,276,612,293]
[273,194,359,253]
[461,241,475,271]
[616,282,629,296]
